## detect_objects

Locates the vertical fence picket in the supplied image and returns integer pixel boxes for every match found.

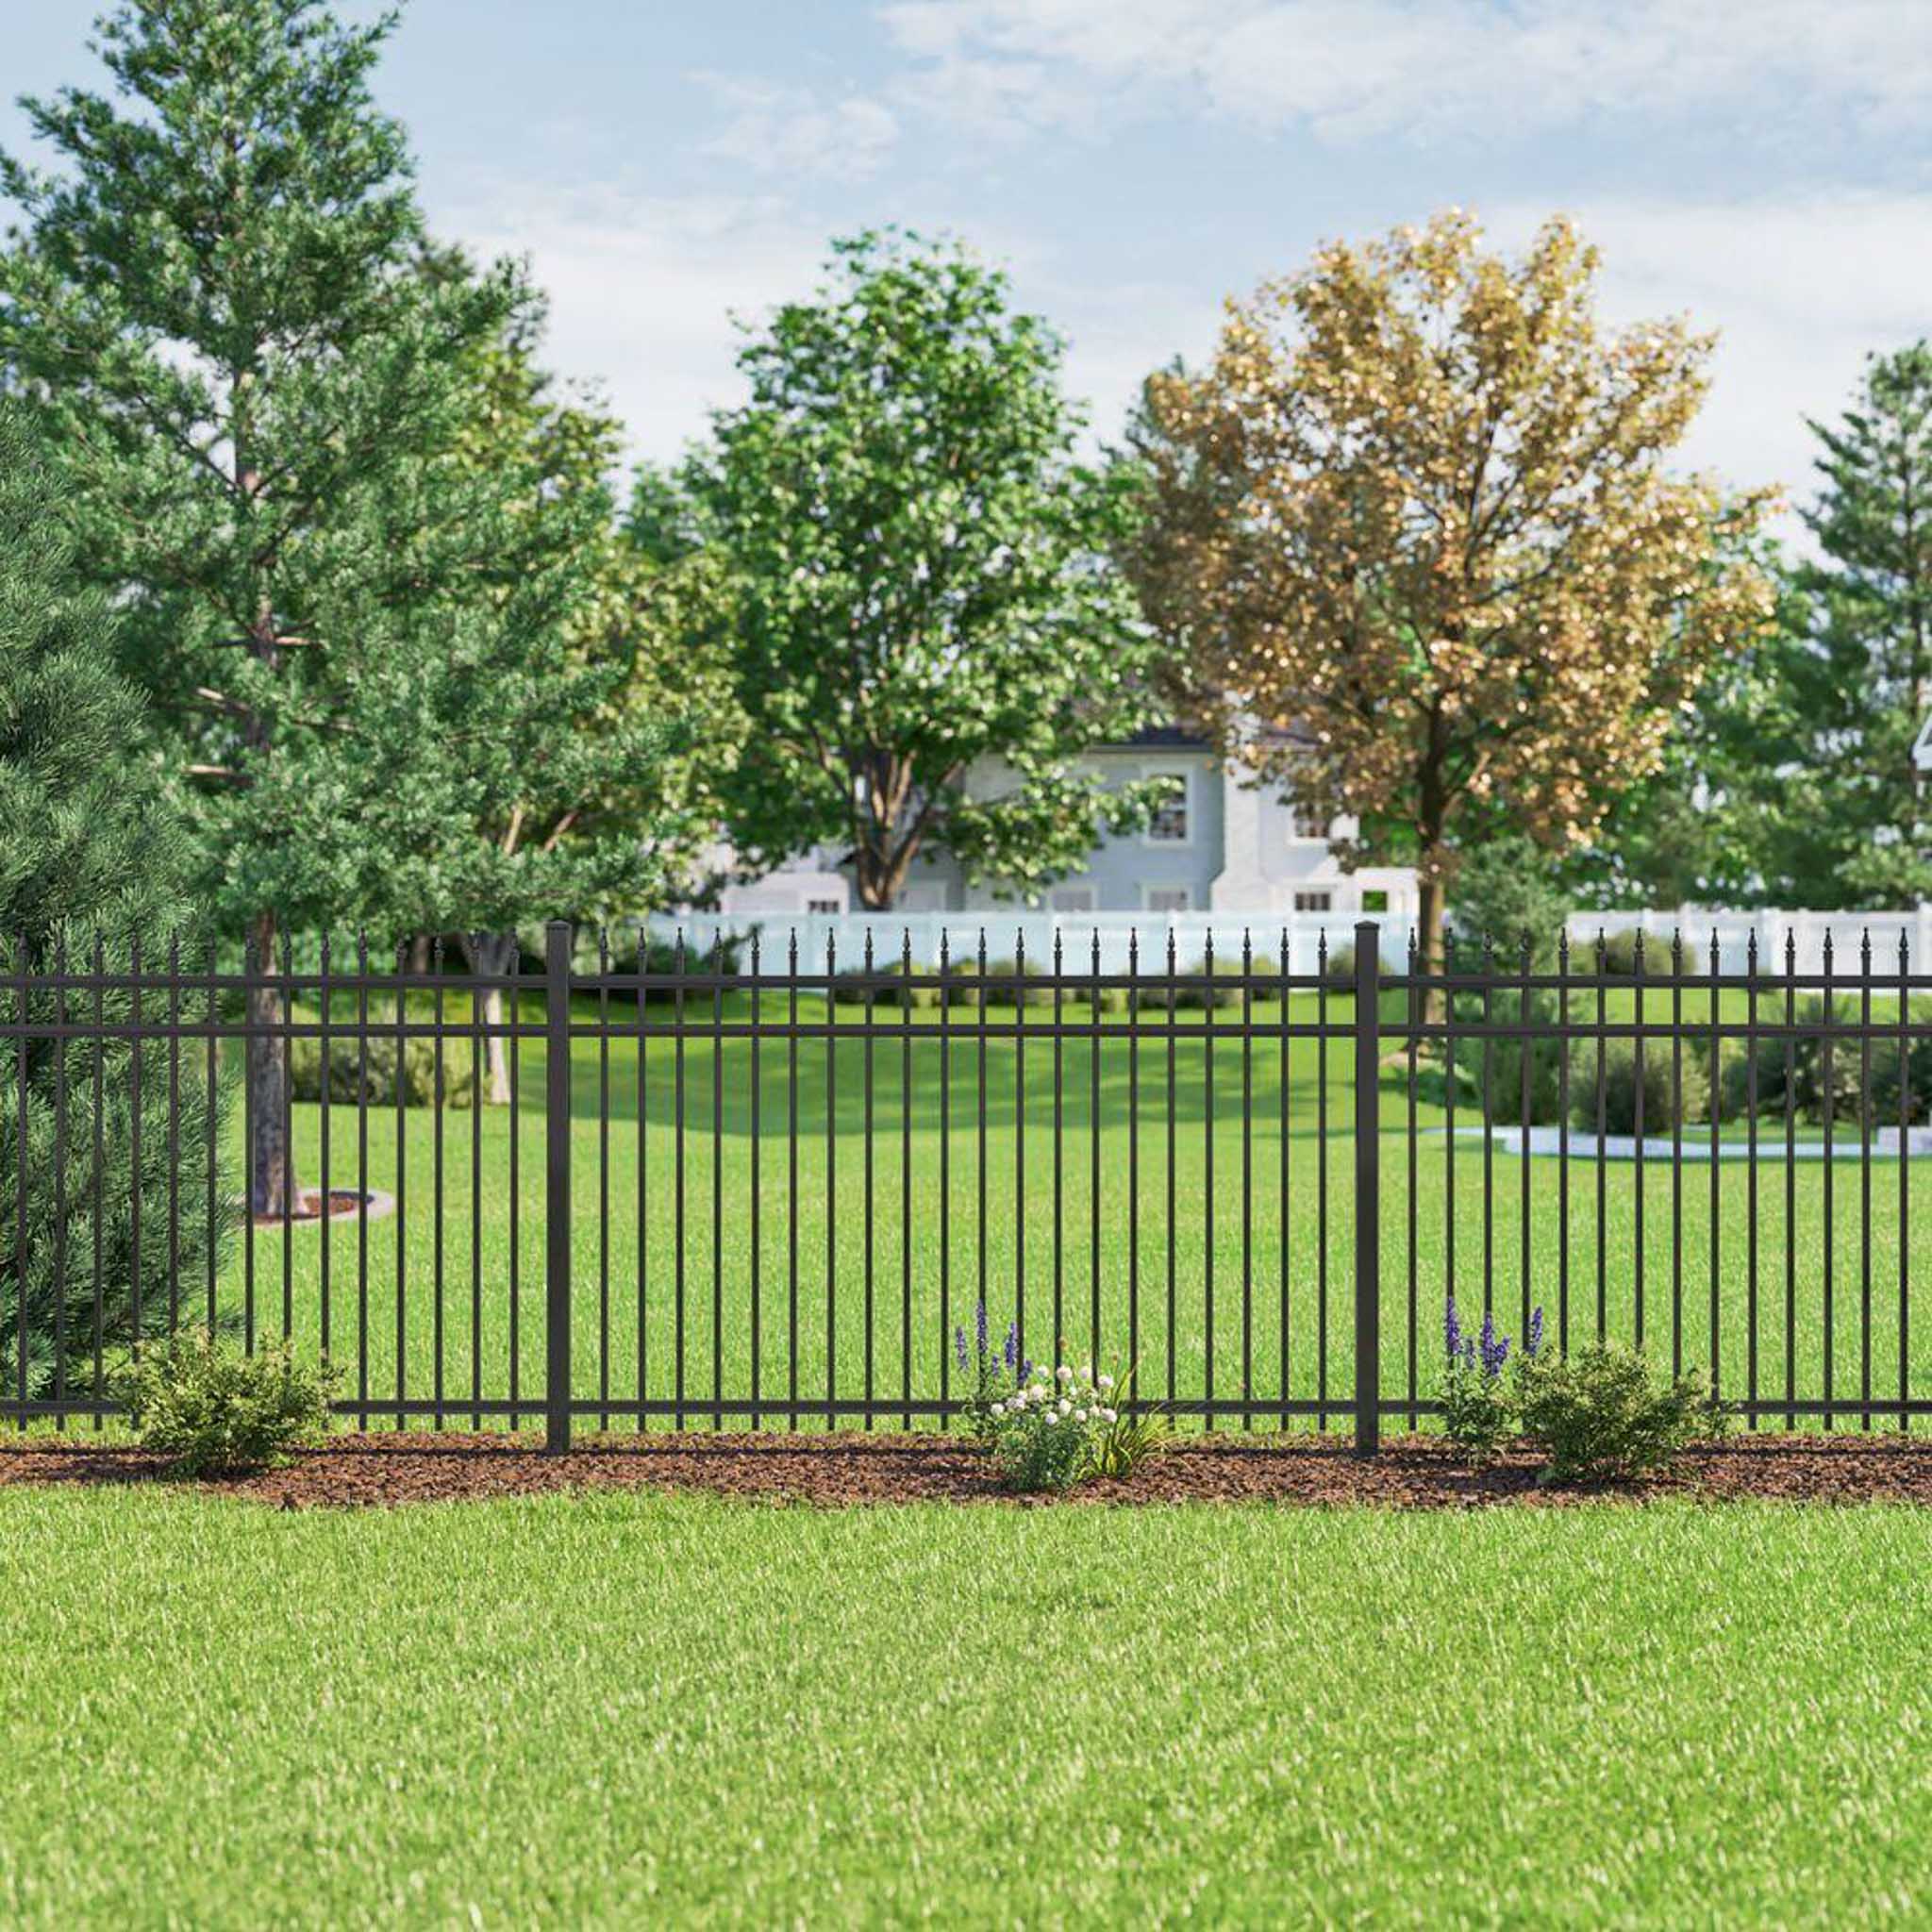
[1353,924,1381,1456]
[544,920,573,1455]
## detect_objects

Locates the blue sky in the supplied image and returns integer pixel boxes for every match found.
[6,0,1931,531]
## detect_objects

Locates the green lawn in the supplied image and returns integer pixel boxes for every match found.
[0,1486,1924,1926]
[102,986,1932,1429]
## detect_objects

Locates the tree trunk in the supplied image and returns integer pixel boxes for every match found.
[854,840,916,910]
[1418,871,1448,1030]
[460,931,519,1106]
[246,905,299,1216]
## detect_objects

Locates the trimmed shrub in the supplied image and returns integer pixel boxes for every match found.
[1516,1342,1720,1483]
[1592,927,1707,978]
[1721,996,1932,1128]
[288,1006,476,1108]
[111,1329,337,1475]
[1570,1038,1709,1135]
[1453,989,1567,1126]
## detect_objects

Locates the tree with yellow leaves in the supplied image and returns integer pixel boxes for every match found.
[1124,210,1775,972]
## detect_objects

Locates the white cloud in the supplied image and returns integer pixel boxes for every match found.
[448,185,825,467]
[1491,195,1932,518]
[698,77,900,183]
[878,0,1932,144]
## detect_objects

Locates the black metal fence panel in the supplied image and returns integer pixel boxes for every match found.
[2,920,1927,1451]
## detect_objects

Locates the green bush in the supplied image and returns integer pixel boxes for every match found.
[1516,1343,1720,1483]
[1134,957,1252,1012]
[1452,988,1567,1125]
[830,958,937,1008]
[1591,928,1707,978]
[110,1329,337,1475]
[288,1007,476,1108]
[1720,996,1932,1128]
[1570,1038,1709,1135]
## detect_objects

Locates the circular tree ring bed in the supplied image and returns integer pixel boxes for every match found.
[241,1188,395,1230]
[0,1432,1928,1511]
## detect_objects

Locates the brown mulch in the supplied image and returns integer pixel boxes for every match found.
[2,1429,1930,1511]
[245,1188,383,1229]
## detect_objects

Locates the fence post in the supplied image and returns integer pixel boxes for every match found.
[1354,921,1381,1456]
[544,920,574,1454]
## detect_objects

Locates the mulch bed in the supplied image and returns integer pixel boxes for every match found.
[2,1429,1930,1510]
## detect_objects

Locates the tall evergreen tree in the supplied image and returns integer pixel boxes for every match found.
[0,408,218,1398]
[1582,348,1932,910]
[0,0,523,1210]
[1794,342,1932,905]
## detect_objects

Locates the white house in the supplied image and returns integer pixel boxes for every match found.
[712,726,1419,924]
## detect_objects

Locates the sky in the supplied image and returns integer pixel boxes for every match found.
[4,0,1931,537]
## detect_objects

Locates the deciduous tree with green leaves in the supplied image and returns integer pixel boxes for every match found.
[684,231,1161,909]
[1124,211,1775,973]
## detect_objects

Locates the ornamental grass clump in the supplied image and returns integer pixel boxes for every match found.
[1439,1298,1542,1463]
[110,1328,337,1476]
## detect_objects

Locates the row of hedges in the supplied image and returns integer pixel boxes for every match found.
[827,952,1362,1012]
[1460,996,1932,1134]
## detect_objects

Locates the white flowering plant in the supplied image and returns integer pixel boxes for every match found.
[983,1358,1124,1493]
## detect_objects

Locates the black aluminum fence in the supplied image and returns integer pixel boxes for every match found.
[2,919,1927,1452]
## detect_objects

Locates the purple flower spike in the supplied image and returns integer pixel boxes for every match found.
[1003,1323,1019,1373]
[1478,1312,1509,1379]
[1525,1307,1545,1359]
[954,1325,970,1377]
[1444,1297,1463,1362]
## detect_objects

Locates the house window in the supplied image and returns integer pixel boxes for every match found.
[806,898,842,915]
[1361,890,1390,913]
[1294,891,1332,913]
[1145,887,1191,915]
[1050,886,1096,913]
[1144,772,1190,844]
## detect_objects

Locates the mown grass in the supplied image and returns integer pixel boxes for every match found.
[0,1486,1924,1926]
[85,987,1932,1429]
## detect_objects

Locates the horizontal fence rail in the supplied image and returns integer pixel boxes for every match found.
[2,920,1928,1451]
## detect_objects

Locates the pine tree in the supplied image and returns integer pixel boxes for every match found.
[1793,342,1932,905]
[0,0,523,1208]
[0,408,219,1400]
